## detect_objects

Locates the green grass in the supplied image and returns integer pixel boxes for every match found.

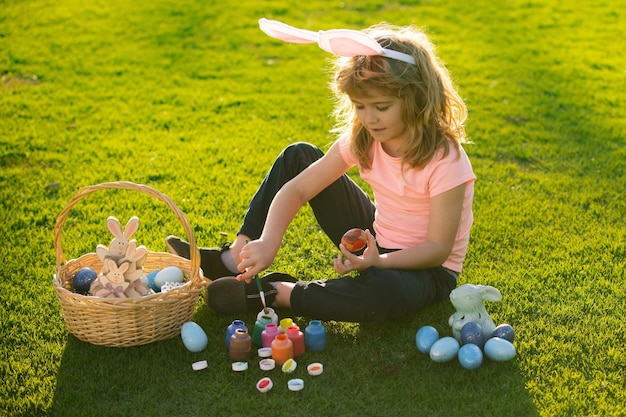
[1,0,625,415]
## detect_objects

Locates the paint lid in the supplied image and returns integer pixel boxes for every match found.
[281,358,297,373]
[307,362,323,376]
[257,347,272,357]
[192,360,208,371]
[231,361,248,372]
[287,378,304,391]
[259,358,276,371]
[256,377,273,393]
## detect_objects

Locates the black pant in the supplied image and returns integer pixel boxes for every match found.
[238,142,456,322]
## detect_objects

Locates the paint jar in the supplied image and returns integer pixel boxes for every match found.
[271,333,293,366]
[262,323,283,348]
[226,319,247,349]
[305,320,326,352]
[252,316,272,347]
[257,307,278,324]
[279,317,294,333]
[286,325,305,358]
[229,328,252,361]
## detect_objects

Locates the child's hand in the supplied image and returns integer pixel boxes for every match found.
[236,239,275,283]
[333,230,378,274]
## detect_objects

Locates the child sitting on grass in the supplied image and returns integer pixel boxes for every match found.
[167,19,475,322]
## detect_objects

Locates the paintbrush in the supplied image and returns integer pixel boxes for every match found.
[255,274,266,309]
[245,240,266,308]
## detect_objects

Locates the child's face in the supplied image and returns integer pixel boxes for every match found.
[351,93,407,155]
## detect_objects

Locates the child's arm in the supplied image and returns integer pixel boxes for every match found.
[340,183,467,272]
[236,141,350,281]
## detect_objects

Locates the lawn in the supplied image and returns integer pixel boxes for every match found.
[1,0,624,416]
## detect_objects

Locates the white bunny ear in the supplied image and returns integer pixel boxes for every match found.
[117,262,129,274]
[133,246,148,261]
[259,18,417,66]
[124,216,140,239]
[107,259,118,271]
[259,18,318,44]
[107,216,123,238]
[481,285,502,302]
[125,240,137,256]
[318,29,383,56]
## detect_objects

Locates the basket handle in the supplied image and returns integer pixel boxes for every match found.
[54,181,201,284]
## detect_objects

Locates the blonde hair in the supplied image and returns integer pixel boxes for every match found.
[330,23,468,170]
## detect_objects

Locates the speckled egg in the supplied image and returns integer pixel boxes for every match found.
[73,267,97,295]
[484,337,516,362]
[461,322,485,349]
[491,324,515,343]
[415,326,440,354]
[429,337,460,363]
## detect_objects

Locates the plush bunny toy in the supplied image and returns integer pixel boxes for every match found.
[448,284,502,341]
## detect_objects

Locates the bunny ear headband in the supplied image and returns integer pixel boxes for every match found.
[258,18,417,66]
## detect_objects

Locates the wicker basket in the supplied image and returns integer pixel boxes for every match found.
[53,181,209,347]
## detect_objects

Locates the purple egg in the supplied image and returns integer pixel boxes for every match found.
[461,322,485,348]
[491,324,515,343]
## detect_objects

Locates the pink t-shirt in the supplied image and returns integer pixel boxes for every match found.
[338,136,475,272]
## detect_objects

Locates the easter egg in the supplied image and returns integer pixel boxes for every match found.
[341,228,367,252]
[484,337,516,362]
[181,321,208,352]
[73,267,97,295]
[154,266,184,291]
[491,324,515,343]
[460,322,485,348]
[143,270,160,292]
[458,344,483,370]
[429,337,460,363]
[415,325,440,354]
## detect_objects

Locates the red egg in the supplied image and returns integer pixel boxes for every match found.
[341,228,367,252]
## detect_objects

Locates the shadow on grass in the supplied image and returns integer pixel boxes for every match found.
[350,304,539,417]
[48,305,235,417]
[49,301,538,417]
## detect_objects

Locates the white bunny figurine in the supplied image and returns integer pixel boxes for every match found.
[89,259,130,298]
[119,240,150,297]
[96,216,140,265]
[448,283,502,341]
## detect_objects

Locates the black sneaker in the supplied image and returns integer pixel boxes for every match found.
[206,272,297,314]
[165,235,236,280]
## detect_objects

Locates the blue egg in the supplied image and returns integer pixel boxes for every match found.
[415,326,439,354]
[458,344,483,370]
[491,324,515,343]
[154,266,184,291]
[143,270,160,292]
[461,322,485,349]
[484,337,516,362]
[429,337,460,363]
[73,267,97,294]
[181,321,208,352]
